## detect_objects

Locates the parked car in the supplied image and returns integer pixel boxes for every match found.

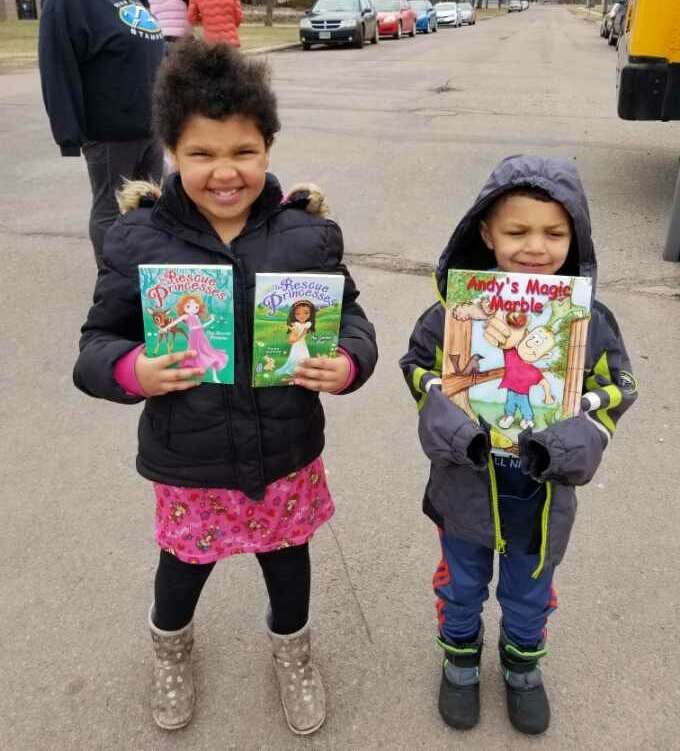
[299,0,380,49]
[608,0,628,46]
[435,2,461,27]
[600,2,621,38]
[375,0,417,39]
[508,0,522,12]
[411,0,438,33]
[457,2,476,24]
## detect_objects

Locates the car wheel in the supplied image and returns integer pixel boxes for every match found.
[608,28,617,46]
[355,24,365,48]
[371,22,379,44]
[394,22,402,39]
[410,19,416,37]
[302,42,311,50]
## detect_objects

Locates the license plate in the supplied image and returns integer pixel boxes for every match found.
[319,31,331,39]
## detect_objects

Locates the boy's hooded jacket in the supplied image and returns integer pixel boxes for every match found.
[400,155,638,576]
[73,173,377,500]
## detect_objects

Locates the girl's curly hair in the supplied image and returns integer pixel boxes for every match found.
[152,39,281,149]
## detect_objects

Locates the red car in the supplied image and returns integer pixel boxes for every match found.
[375,0,416,39]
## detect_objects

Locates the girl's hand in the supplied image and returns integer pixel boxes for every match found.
[293,355,350,393]
[135,350,205,396]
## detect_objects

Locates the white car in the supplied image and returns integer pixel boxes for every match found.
[508,0,522,11]
[521,0,529,9]
[435,2,460,26]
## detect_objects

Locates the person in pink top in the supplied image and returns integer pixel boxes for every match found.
[188,0,243,46]
[496,321,556,430]
[149,0,192,42]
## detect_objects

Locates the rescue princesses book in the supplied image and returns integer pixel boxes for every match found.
[138,264,235,385]
[443,269,592,456]
[252,273,345,387]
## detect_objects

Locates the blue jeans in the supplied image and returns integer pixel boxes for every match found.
[504,390,534,421]
[433,525,557,649]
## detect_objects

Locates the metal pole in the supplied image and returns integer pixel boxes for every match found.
[663,164,680,261]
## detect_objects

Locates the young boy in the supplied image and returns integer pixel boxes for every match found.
[400,156,638,735]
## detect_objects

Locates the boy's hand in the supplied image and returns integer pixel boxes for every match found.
[293,355,350,393]
[135,350,205,396]
[484,310,526,350]
[544,393,555,405]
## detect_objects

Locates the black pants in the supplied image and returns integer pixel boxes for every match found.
[82,138,163,269]
[153,543,311,634]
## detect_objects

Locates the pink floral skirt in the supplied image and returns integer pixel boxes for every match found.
[153,457,334,564]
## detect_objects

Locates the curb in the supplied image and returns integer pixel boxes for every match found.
[244,41,301,55]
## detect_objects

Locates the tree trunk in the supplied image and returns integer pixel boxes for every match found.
[442,317,476,420]
[265,0,274,27]
[562,318,588,419]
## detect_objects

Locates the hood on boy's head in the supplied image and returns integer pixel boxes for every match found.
[435,155,597,296]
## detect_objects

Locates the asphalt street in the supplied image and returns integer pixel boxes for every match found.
[2,5,680,749]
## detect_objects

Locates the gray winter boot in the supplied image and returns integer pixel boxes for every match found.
[149,606,195,730]
[267,620,326,735]
[499,628,550,735]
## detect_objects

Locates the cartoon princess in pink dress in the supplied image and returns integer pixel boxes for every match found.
[162,293,228,383]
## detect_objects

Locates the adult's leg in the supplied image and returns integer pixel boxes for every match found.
[135,137,164,185]
[83,140,147,269]
[153,549,216,630]
[256,542,311,635]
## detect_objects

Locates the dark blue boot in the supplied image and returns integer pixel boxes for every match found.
[499,628,550,735]
[437,625,483,730]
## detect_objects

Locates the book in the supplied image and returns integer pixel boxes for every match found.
[442,269,592,455]
[138,264,235,385]
[252,273,345,387]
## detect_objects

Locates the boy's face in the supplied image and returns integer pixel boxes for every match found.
[171,115,270,236]
[518,326,555,363]
[479,195,572,275]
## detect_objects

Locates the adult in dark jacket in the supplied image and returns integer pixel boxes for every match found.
[38,0,165,269]
[400,155,638,735]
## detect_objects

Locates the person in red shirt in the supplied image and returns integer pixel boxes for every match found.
[495,322,556,429]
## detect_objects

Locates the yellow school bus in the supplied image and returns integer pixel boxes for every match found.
[617,0,680,120]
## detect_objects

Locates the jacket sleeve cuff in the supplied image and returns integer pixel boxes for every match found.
[60,145,81,157]
[113,344,148,397]
[330,347,357,394]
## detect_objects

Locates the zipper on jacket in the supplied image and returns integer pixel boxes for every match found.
[487,457,506,554]
[531,481,552,579]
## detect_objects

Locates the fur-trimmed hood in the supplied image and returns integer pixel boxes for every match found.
[116,175,330,218]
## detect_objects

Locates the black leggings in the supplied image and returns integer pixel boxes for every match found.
[153,543,311,634]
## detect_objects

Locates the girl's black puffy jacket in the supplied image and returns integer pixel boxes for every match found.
[73,173,378,499]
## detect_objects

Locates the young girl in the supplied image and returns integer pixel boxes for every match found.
[73,40,377,735]
[162,293,229,383]
[275,299,316,378]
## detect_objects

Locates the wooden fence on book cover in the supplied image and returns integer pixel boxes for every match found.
[442,316,589,420]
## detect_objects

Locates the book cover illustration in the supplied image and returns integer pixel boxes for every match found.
[252,273,345,387]
[443,269,592,455]
[138,264,235,385]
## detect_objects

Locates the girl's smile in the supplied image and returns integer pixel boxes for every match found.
[170,114,270,243]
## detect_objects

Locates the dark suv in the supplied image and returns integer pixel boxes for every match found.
[299,0,380,49]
